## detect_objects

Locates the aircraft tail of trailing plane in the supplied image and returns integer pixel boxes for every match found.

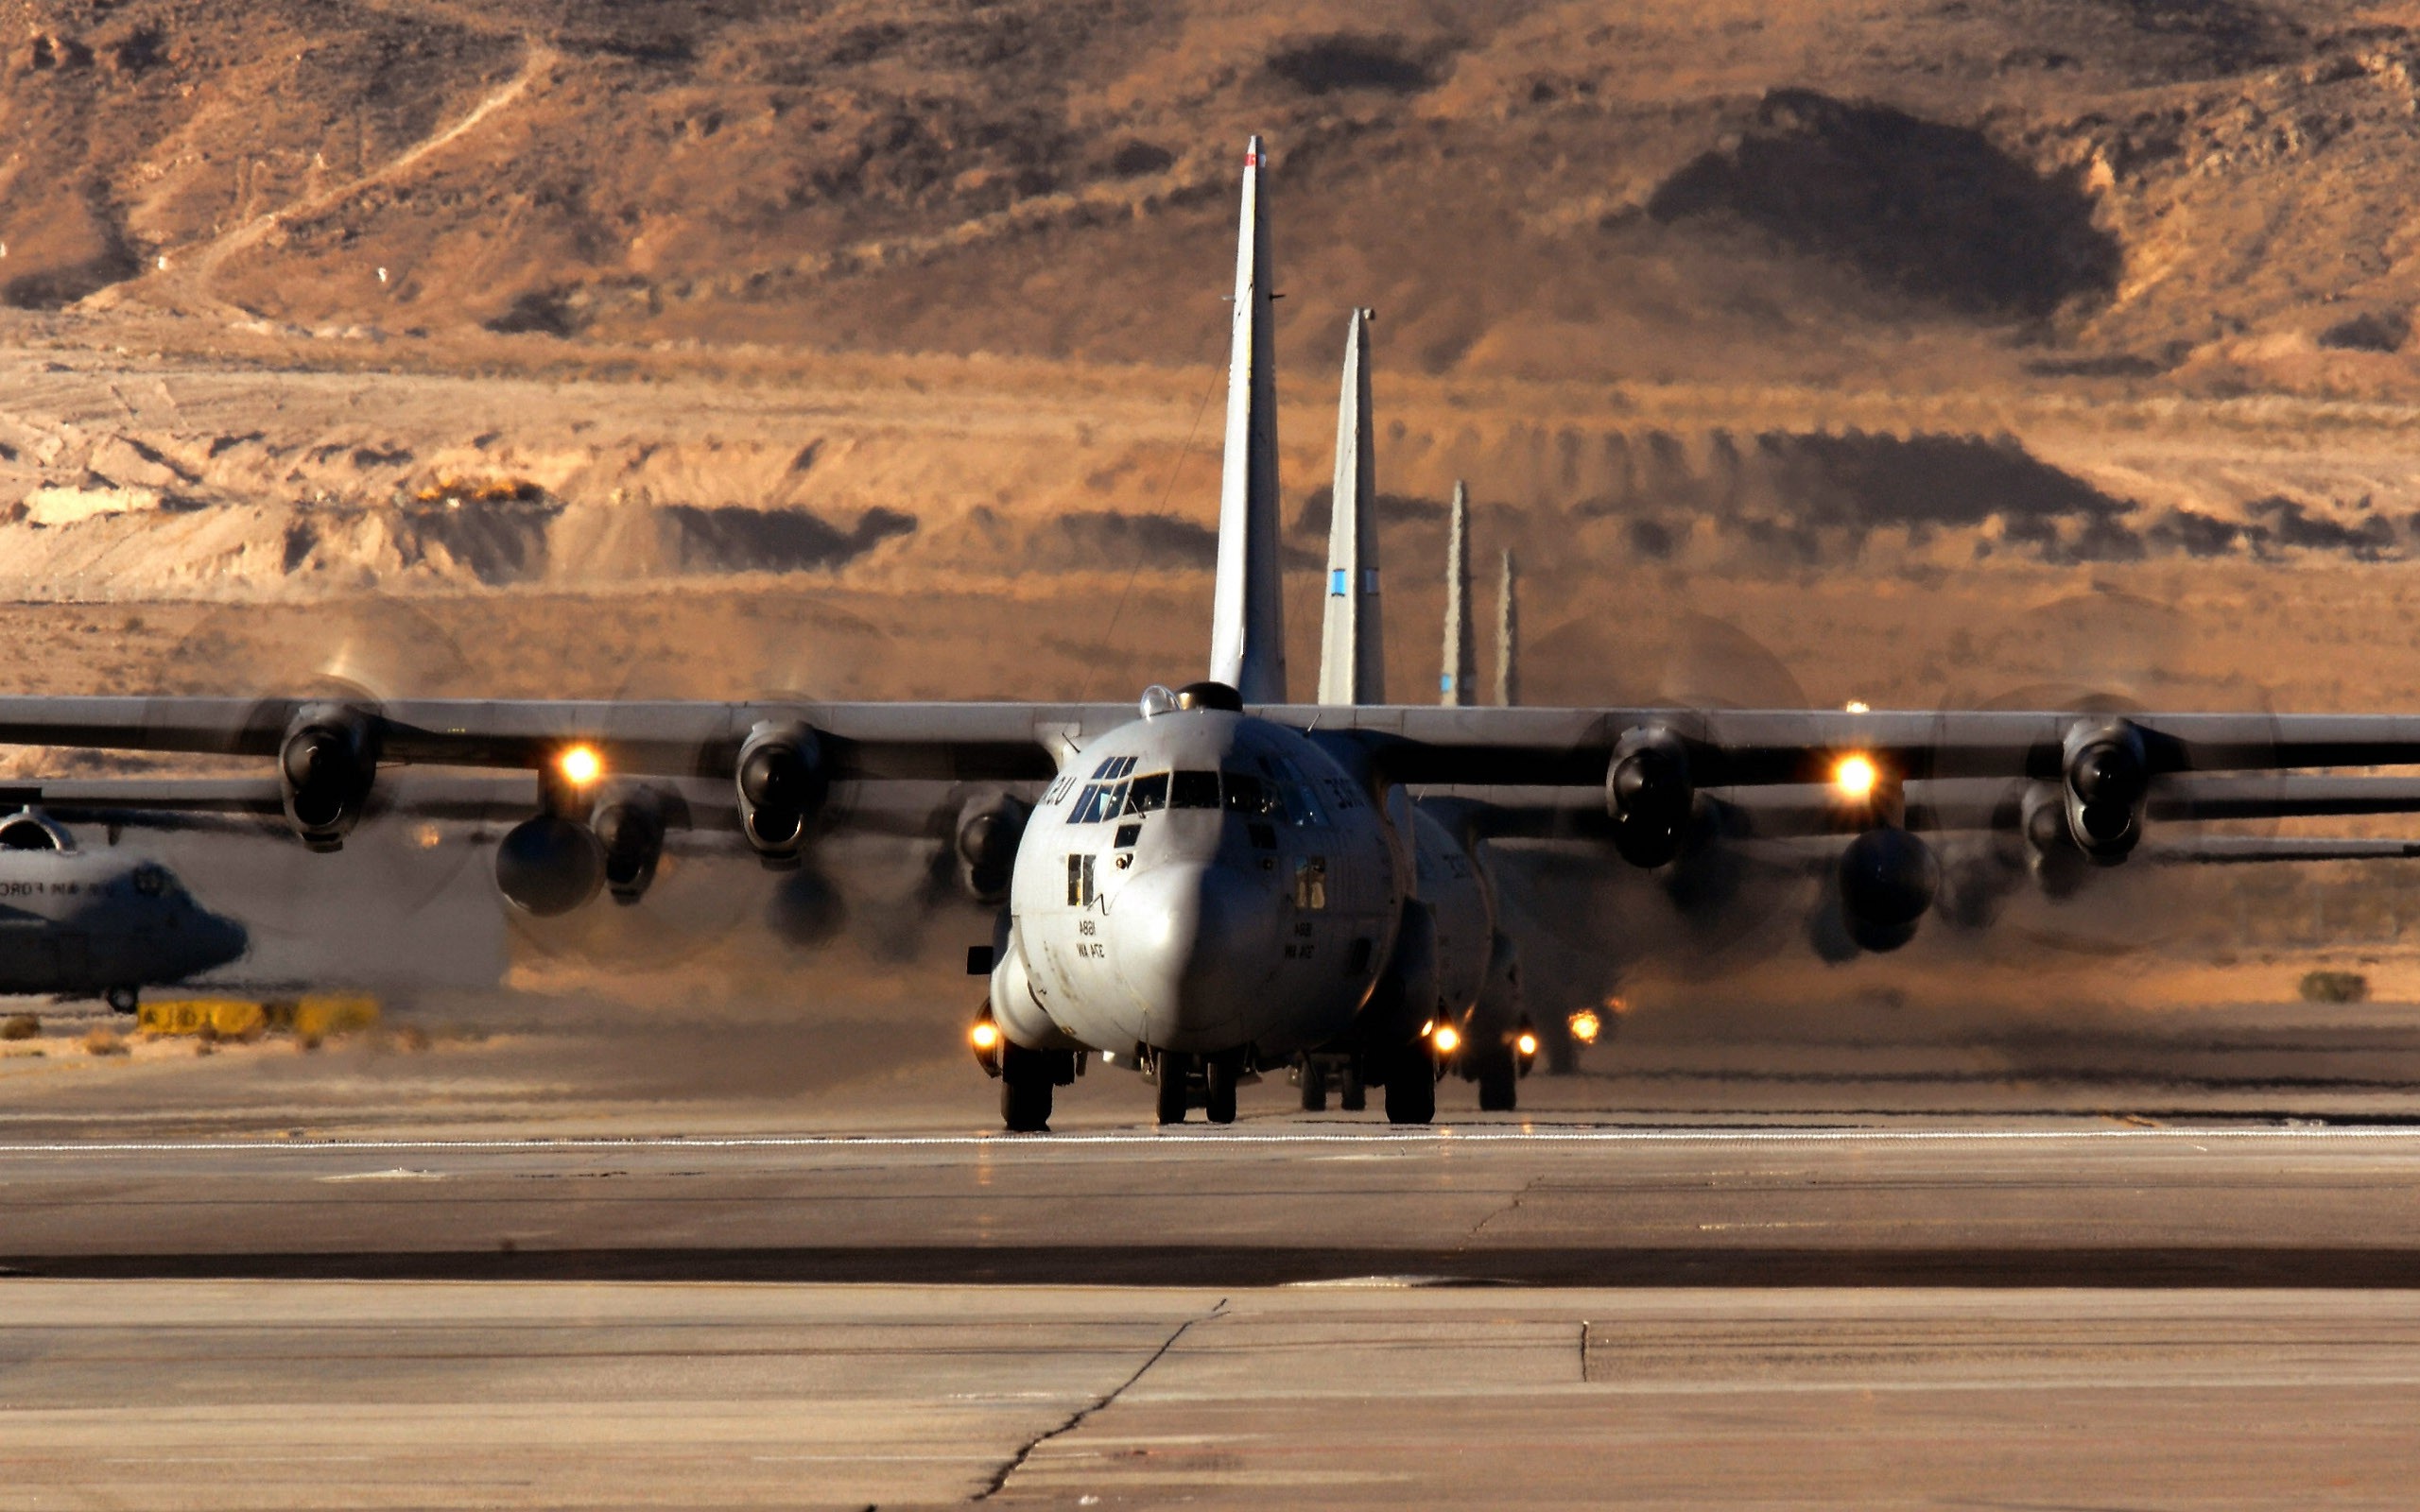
[1318,307,1384,705]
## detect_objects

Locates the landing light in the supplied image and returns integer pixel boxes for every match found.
[1431,1023,1461,1056]
[1515,1032,1539,1057]
[1833,753,1878,801]
[1567,1009,1602,1045]
[970,1021,1002,1053]
[1844,699,1871,714]
[558,744,604,788]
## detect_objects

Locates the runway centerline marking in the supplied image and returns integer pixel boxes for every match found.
[4,1126,2420,1157]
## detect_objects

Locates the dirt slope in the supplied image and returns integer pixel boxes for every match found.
[6,0,2420,392]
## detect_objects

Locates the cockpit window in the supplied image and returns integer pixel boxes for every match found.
[1070,782,1128,824]
[1169,770,1220,810]
[1222,771,1278,816]
[1255,756,1326,827]
[1123,772,1169,815]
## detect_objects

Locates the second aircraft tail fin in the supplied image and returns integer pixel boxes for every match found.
[1317,308,1384,704]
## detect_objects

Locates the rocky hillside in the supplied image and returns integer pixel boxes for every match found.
[7,0,2420,396]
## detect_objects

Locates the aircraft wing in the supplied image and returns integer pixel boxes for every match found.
[0,697,1140,780]
[6,698,2420,784]
[0,772,993,842]
[1431,774,2420,843]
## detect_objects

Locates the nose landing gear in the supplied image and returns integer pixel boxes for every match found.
[1147,1050,1244,1125]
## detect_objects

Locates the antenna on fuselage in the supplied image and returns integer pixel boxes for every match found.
[1440,480,1475,706]
[1206,135,1287,704]
[1318,307,1384,705]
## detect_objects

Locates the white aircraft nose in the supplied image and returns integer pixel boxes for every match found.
[1111,858,1278,1053]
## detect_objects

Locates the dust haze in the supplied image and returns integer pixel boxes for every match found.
[6,0,2420,1122]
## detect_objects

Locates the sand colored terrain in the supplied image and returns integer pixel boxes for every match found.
[6,0,2420,1009]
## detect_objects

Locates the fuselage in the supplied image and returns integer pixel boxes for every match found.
[995,707,1403,1060]
[0,848,249,997]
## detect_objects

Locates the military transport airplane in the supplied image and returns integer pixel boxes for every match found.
[10,137,2420,1130]
[0,796,248,1009]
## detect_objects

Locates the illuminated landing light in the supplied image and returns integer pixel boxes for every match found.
[1567,1009,1602,1046]
[1834,753,1878,801]
[413,822,442,850]
[1844,699,1871,713]
[970,1021,1002,1053]
[1515,1032,1539,1058]
[1431,1023,1461,1056]
[558,744,604,788]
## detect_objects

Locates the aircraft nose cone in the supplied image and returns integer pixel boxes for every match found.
[1111,860,1274,1052]
[194,908,249,971]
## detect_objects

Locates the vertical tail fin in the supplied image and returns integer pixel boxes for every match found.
[1317,308,1384,704]
[1207,135,1287,704]
[1440,480,1475,706]
[1494,548,1520,707]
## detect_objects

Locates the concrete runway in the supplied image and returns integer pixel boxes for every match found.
[9,1122,2420,1506]
[12,1000,2420,1507]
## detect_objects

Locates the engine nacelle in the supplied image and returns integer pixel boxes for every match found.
[1605,725,1692,868]
[1836,826,1938,954]
[2063,720,2149,864]
[493,815,604,917]
[735,720,829,867]
[954,791,1030,905]
[592,788,670,903]
[279,706,378,851]
[2021,781,2091,899]
[1362,899,1441,1040]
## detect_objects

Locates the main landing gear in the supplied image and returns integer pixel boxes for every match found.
[970,1005,1080,1132]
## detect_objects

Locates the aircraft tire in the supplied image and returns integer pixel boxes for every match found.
[1205,1058,1238,1125]
[1001,1077,1052,1133]
[1298,1063,1328,1112]
[1476,1050,1519,1112]
[105,987,137,1016]
[1384,1048,1436,1125]
[1155,1052,1191,1125]
[1340,1064,1366,1112]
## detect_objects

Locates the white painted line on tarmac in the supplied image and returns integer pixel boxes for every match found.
[0,1125,2416,1156]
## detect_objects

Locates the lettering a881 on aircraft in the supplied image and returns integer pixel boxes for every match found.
[11,135,2420,1131]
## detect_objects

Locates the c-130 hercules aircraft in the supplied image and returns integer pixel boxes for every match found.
[14,138,2420,1130]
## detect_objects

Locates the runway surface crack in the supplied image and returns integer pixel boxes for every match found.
[974,1296,1228,1501]
[1466,1175,1545,1242]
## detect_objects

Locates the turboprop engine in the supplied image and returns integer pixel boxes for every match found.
[735,720,828,867]
[593,786,674,904]
[952,791,1029,905]
[1835,826,1939,954]
[279,706,377,851]
[1605,726,1692,868]
[2063,720,2149,863]
[494,815,604,917]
